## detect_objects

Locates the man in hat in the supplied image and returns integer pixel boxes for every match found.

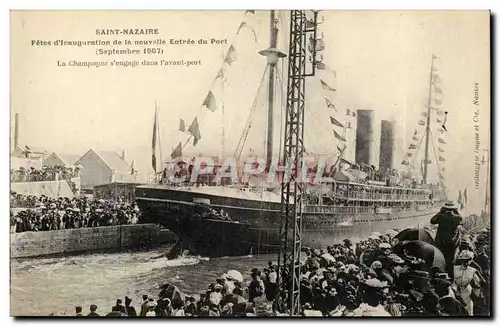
[75,306,84,316]
[112,298,127,315]
[433,272,469,316]
[431,200,463,279]
[87,304,99,317]
[124,296,136,316]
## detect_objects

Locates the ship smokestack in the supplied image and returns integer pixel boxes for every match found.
[379,120,394,172]
[355,110,374,165]
[14,113,19,150]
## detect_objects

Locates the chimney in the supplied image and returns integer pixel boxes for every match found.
[379,120,394,172]
[14,113,19,150]
[121,150,125,160]
[355,110,374,165]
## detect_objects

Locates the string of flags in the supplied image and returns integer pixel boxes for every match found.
[171,10,260,156]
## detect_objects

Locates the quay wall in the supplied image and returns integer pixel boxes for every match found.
[11,224,177,259]
[10,178,80,198]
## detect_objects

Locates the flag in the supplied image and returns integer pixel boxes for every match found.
[432,66,439,72]
[320,79,336,92]
[438,156,446,162]
[401,160,410,166]
[432,74,441,84]
[464,188,468,204]
[171,142,182,159]
[152,109,158,173]
[188,117,202,146]
[406,152,414,157]
[438,137,446,144]
[414,129,418,136]
[442,111,448,132]
[179,119,186,132]
[224,45,237,65]
[412,135,419,141]
[434,86,443,94]
[438,128,445,134]
[418,120,425,126]
[437,119,442,124]
[333,130,346,142]
[325,97,336,110]
[436,110,445,116]
[409,144,417,150]
[433,54,438,60]
[441,166,445,172]
[421,112,427,118]
[245,10,255,14]
[202,91,218,112]
[438,147,444,153]
[330,116,344,128]
[435,99,442,105]
[346,122,352,129]
[346,109,356,117]
[237,22,257,42]
[215,68,224,80]
[130,160,135,175]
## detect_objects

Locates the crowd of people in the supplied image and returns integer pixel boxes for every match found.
[70,202,490,317]
[11,193,141,233]
[10,165,81,183]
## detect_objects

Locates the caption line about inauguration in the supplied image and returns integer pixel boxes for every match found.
[30,28,229,68]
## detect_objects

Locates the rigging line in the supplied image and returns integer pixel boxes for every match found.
[409,133,426,171]
[234,65,270,160]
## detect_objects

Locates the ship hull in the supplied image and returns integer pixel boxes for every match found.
[135,186,440,257]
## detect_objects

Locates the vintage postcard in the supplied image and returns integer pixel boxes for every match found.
[10,10,490,317]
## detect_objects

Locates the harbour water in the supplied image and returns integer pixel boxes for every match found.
[10,248,274,316]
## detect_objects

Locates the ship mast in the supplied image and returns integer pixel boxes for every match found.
[422,56,435,184]
[260,11,281,166]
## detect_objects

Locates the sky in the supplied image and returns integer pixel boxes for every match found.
[10,10,490,214]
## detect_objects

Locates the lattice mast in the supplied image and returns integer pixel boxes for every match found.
[276,10,321,316]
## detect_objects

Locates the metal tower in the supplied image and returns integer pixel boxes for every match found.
[276,10,321,315]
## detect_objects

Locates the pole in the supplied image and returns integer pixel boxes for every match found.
[423,56,434,184]
[266,10,278,167]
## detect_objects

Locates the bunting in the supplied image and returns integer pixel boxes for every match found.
[333,130,346,142]
[406,152,414,157]
[418,120,425,126]
[437,110,444,116]
[439,156,446,162]
[224,45,237,65]
[171,142,182,159]
[179,119,186,132]
[346,109,356,117]
[325,97,336,111]
[330,116,344,128]
[438,137,446,144]
[421,112,428,118]
[202,91,218,112]
[437,119,443,124]
[434,86,443,94]
[432,74,441,84]
[438,147,445,153]
[401,160,410,166]
[245,10,255,14]
[413,129,418,136]
[215,68,224,80]
[435,99,442,105]
[409,144,417,150]
[320,79,336,92]
[442,111,448,132]
[412,135,419,141]
[236,22,258,42]
[188,117,202,146]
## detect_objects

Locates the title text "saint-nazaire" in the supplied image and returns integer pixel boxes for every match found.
[96,29,160,35]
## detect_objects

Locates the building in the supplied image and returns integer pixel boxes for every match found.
[75,149,135,191]
[43,152,81,167]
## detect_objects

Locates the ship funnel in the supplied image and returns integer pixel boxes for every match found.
[14,113,19,150]
[379,120,394,172]
[355,110,374,165]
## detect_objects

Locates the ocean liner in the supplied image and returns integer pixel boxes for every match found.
[135,10,448,257]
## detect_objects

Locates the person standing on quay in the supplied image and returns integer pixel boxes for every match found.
[431,201,462,279]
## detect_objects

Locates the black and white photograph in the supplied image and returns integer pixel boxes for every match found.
[8,8,491,318]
